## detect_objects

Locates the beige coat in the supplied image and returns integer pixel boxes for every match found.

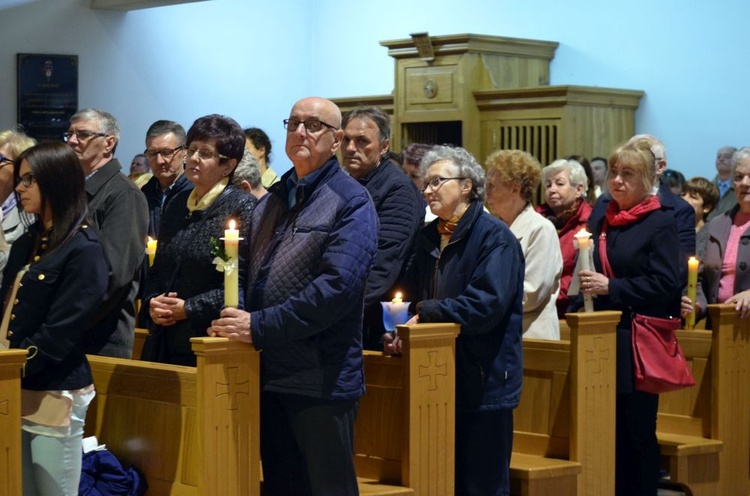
[509,204,562,340]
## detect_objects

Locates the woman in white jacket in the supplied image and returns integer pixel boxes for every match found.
[485,149,562,339]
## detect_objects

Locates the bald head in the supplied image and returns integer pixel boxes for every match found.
[285,97,343,177]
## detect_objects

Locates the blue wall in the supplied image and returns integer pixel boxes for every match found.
[0,0,747,179]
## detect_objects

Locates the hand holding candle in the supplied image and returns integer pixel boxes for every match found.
[146,237,157,267]
[574,228,594,312]
[223,219,240,308]
[685,256,699,329]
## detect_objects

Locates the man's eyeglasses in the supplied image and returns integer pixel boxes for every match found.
[0,155,14,167]
[283,118,337,133]
[185,146,228,162]
[422,176,466,193]
[16,172,35,188]
[144,146,184,160]
[63,130,108,142]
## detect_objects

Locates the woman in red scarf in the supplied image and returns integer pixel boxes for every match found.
[580,138,681,496]
[537,158,593,318]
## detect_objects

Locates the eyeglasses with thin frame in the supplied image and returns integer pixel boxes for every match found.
[422,176,466,193]
[0,155,14,167]
[185,146,228,162]
[63,130,108,143]
[283,118,338,133]
[144,145,185,160]
[16,172,35,188]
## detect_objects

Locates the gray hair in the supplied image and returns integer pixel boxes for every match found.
[145,120,186,145]
[419,145,485,202]
[732,147,750,174]
[630,133,667,163]
[232,148,262,189]
[542,159,589,192]
[71,108,120,143]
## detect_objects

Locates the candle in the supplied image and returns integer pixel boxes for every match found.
[224,219,240,308]
[574,228,594,312]
[686,256,699,329]
[146,237,157,267]
[382,291,410,332]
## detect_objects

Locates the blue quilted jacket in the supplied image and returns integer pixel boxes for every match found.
[246,157,378,400]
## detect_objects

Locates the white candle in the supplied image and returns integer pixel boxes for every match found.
[574,228,594,313]
[224,219,239,307]
[382,291,409,332]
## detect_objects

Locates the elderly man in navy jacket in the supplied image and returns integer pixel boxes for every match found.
[341,106,424,350]
[210,97,378,496]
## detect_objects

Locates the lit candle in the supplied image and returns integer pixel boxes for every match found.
[574,228,594,312]
[686,256,699,329]
[224,219,240,308]
[146,237,157,267]
[382,291,409,332]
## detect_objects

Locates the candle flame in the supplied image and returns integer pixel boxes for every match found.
[229,219,236,230]
[395,292,402,300]
[147,236,154,243]
[574,227,591,239]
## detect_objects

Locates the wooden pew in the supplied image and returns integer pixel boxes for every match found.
[135,323,459,496]
[355,323,460,496]
[0,349,27,496]
[511,311,621,496]
[657,304,750,496]
[85,337,261,495]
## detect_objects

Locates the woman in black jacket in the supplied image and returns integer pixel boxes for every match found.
[143,114,255,366]
[1,142,108,495]
[581,138,681,495]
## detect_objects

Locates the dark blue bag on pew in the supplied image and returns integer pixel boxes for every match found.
[79,449,147,496]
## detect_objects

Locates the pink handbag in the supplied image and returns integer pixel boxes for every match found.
[631,313,696,394]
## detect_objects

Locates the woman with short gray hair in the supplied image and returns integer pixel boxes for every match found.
[419,145,486,202]
[388,145,524,495]
[536,158,593,317]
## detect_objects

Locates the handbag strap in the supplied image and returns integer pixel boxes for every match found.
[598,220,616,279]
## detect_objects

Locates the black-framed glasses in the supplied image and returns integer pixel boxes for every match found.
[63,130,108,142]
[422,176,466,192]
[283,118,337,133]
[144,145,184,160]
[16,172,35,188]
[185,146,228,162]
[0,154,14,166]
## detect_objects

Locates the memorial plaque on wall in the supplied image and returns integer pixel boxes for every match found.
[17,54,78,142]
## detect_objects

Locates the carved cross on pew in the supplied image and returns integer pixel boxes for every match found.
[585,337,611,374]
[419,351,447,391]
[216,366,250,410]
